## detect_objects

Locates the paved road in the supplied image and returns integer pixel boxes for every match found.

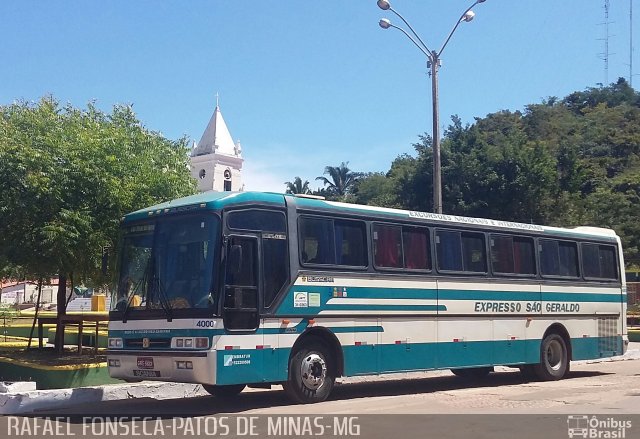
[47,352,640,416]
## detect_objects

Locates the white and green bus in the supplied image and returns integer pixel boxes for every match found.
[107,191,628,403]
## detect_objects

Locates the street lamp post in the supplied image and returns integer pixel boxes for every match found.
[377,0,486,214]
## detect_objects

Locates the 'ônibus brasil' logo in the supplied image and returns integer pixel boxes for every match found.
[567,415,632,438]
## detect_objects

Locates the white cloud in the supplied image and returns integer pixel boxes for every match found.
[241,163,287,193]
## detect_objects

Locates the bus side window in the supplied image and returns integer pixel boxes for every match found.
[461,232,486,273]
[227,208,289,309]
[436,230,463,271]
[491,235,514,273]
[491,235,536,275]
[228,210,286,232]
[299,216,367,267]
[335,220,366,267]
[598,246,618,279]
[582,243,618,280]
[540,239,579,278]
[539,240,560,276]
[437,230,485,273]
[558,241,578,277]
[513,237,536,275]
[300,217,334,264]
[373,224,402,268]
[403,226,431,270]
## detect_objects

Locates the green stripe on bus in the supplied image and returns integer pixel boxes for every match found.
[275,286,624,314]
[214,336,623,383]
[324,304,444,311]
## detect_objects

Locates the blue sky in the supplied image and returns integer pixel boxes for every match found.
[1,1,636,192]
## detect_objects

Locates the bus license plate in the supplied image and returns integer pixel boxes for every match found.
[133,370,160,378]
[137,357,154,369]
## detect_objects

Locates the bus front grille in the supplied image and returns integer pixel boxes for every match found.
[124,338,171,349]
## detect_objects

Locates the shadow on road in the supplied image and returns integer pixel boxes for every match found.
[39,369,613,417]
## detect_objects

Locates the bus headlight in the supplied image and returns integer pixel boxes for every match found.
[108,338,123,348]
[176,361,193,369]
[108,359,121,367]
[173,337,209,349]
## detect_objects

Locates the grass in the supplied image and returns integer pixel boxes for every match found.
[0,347,106,367]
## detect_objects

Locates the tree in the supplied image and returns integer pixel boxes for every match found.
[352,172,398,208]
[0,97,197,349]
[284,177,311,195]
[377,81,640,265]
[315,162,361,199]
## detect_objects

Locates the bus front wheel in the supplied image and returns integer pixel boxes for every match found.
[202,384,246,398]
[534,333,569,381]
[283,341,335,404]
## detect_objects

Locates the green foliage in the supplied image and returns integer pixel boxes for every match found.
[284,177,311,195]
[352,172,399,208]
[339,79,640,265]
[315,162,362,200]
[0,97,197,285]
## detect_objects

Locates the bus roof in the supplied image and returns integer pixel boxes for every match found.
[122,191,287,222]
[122,191,618,241]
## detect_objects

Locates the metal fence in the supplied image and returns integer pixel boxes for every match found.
[627,282,640,307]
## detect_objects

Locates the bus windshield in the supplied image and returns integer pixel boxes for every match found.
[112,214,220,315]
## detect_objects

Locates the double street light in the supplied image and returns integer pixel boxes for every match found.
[377,0,486,214]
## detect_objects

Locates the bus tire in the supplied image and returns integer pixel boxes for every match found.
[450,367,493,380]
[534,333,569,381]
[283,341,335,404]
[202,384,246,398]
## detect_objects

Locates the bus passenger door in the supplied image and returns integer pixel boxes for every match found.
[220,235,264,384]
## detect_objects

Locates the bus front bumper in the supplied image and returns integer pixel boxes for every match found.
[106,349,216,385]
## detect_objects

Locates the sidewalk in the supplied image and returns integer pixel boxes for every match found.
[0,381,208,415]
[2,343,638,415]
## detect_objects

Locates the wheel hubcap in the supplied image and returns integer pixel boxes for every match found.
[546,339,563,371]
[300,353,326,390]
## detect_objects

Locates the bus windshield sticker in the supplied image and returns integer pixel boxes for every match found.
[308,293,321,307]
[294,292,308,308]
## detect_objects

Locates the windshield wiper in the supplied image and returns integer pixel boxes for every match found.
[149,273,173,322]
[121,257,151,323]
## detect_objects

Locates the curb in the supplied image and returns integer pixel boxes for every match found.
[3,347,638,414]
[0,381,208,415]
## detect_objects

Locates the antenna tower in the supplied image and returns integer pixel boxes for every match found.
[631,0,634,87]
[598,0,614,85]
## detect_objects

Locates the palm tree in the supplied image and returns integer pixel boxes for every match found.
[284,177,311,195]
[315,162,360,196]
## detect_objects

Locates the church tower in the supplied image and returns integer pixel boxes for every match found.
[190,97,244,192]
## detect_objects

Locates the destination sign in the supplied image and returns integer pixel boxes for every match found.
[408,211,544,232]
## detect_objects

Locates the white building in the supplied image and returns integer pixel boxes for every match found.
[0,281,57,305]
[190,99,244,193]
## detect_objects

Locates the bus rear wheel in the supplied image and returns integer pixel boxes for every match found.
[450,367,493,380]
[534,333,569,381]
[283,341,335,404]
[202,384,246,398]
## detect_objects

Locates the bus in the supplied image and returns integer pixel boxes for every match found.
[107,191,628,403]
